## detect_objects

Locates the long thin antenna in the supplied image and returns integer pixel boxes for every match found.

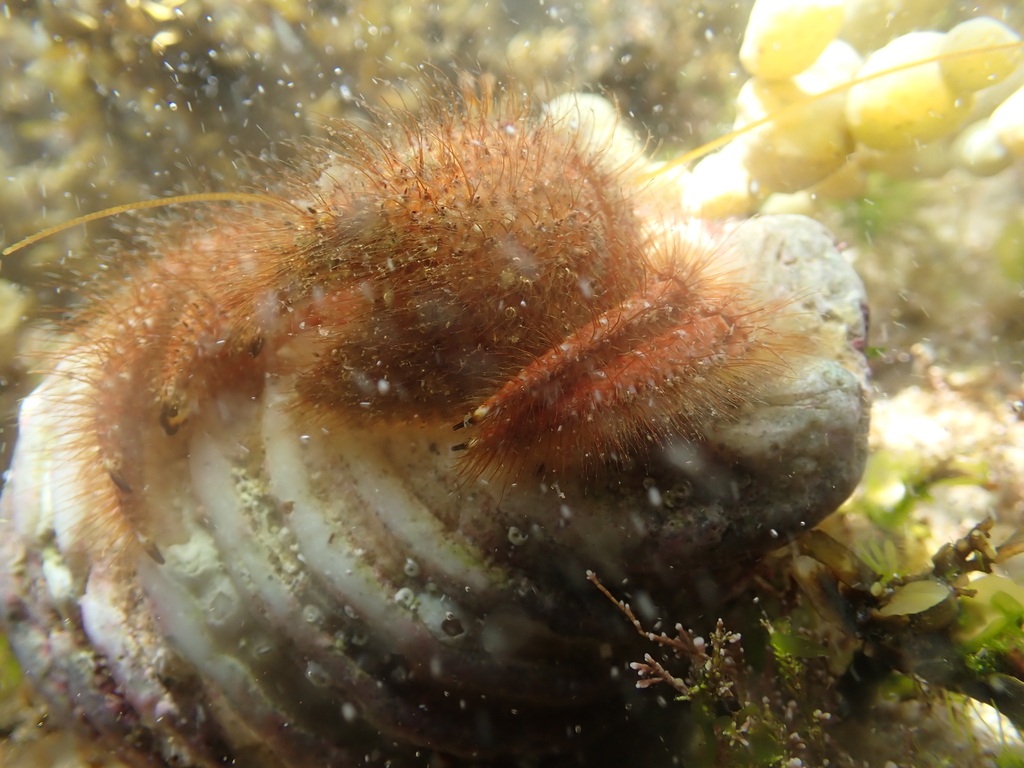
[646,40,1024,178]
[2,192,295,257]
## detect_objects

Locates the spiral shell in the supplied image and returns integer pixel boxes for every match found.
[0,205,868,768]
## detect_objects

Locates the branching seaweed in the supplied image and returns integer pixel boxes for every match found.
[589,518,1024,767]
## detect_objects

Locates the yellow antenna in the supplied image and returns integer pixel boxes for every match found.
[2,192,296,257]
[7,40,1024,254]
[646,39,1024,178]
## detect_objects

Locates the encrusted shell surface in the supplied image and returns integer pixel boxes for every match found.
[0,215,869,767]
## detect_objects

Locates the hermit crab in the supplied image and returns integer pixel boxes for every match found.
[0,74,871,767]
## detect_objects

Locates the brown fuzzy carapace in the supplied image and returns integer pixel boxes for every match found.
[35,77,798,559]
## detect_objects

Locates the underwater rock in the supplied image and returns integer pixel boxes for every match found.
[991,84,1024,157]
[734,41,860,193]
[846,31,974,151]
[940,17,1022,95]
[680,146,758,217]
[739,0,846,81]
[952,118,1014,177]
